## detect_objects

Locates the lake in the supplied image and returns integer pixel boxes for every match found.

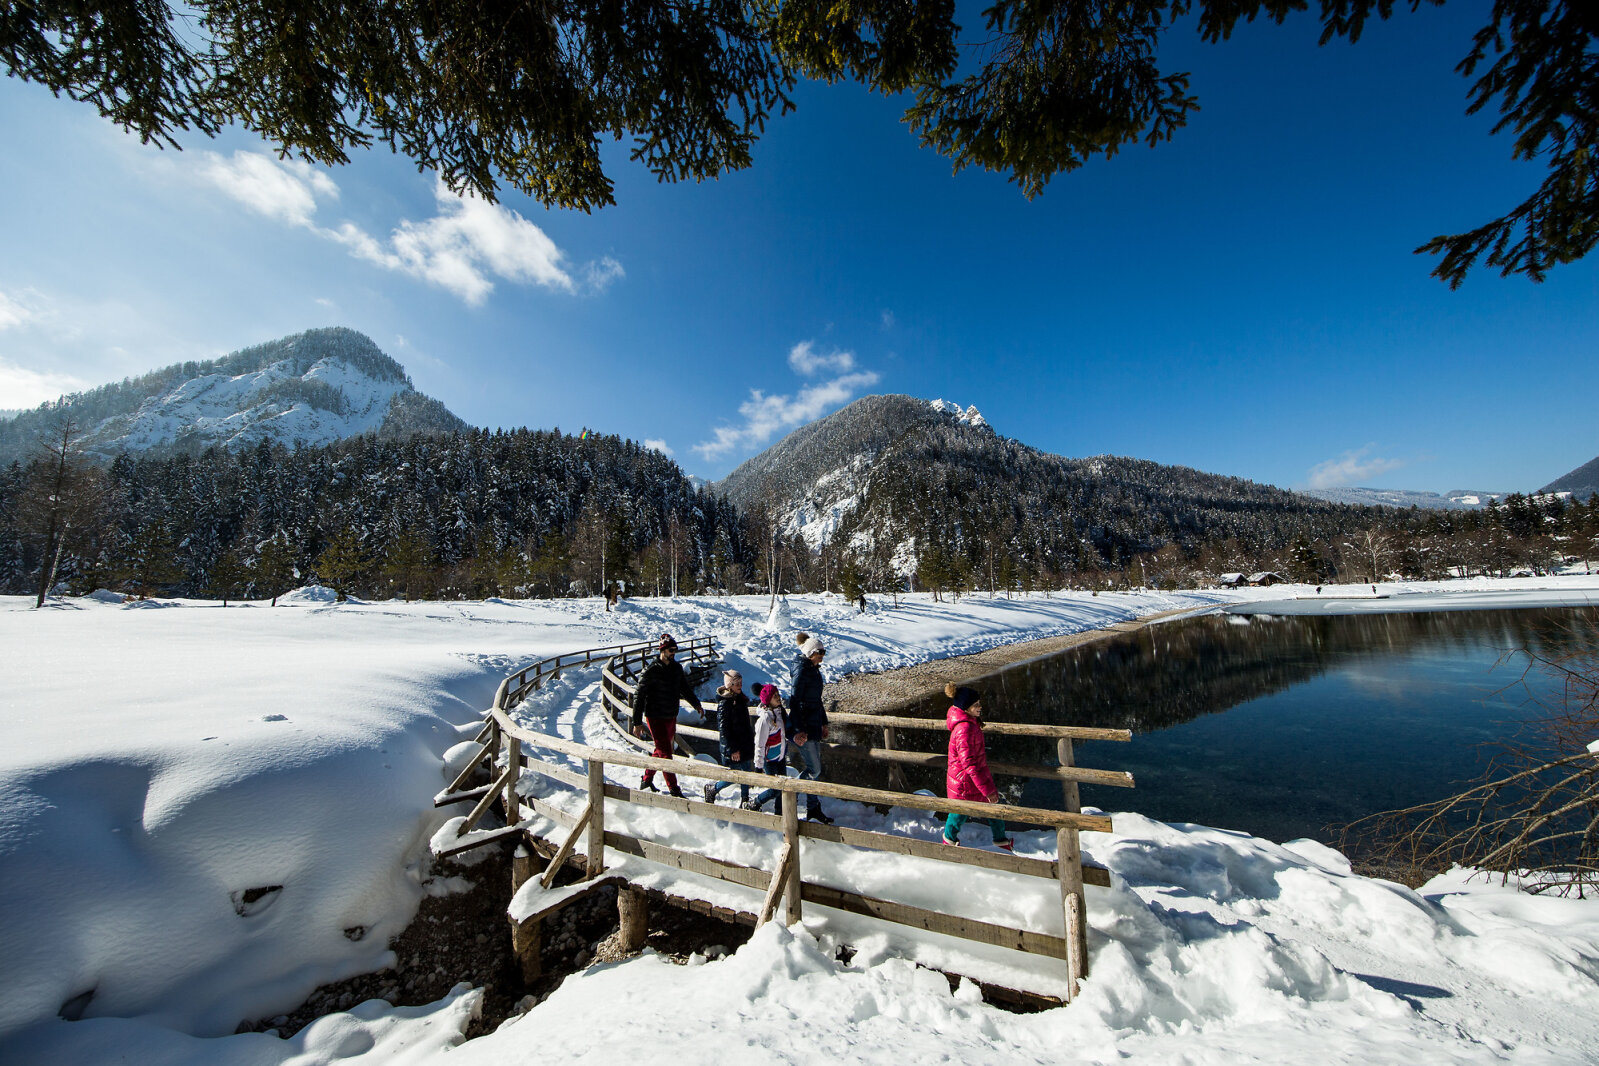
[870,607,1598,844]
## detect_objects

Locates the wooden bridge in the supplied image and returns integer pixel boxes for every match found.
[434,637,1133,1004]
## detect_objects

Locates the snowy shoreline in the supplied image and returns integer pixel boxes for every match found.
[2,577,1597,1064]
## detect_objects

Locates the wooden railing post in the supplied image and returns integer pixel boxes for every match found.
[882,725,908,793]
[509,844,542,980]
[504,736,521,824]
[618,887,649,951]
[1057,737,1087,998]
[782,789,803,925]
[586,759,606,879]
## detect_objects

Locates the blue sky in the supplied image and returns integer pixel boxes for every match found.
[0,0,1593,493]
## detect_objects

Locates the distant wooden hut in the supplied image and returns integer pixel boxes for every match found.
[1217,573,1246,588]
[1247,571,1286,586]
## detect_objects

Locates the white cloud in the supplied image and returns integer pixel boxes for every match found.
[694,365,880,461]
[880,310,895,330]
[194,150,338,228]
[1307,446,1406,489]
[787,341,856,376]
[0,289,34,330]
[585,257,625,291]
[643,439,673,456]
[0,359,91,410]
[328,181,625,305]
[187,152,619,305]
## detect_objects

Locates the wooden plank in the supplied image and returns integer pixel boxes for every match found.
[433,782,494,808]
[827,712,1131,742]
[758,842,794,926]
[521,754,588,790]
[514,874,626,926]
[824,742,1135,788]
[631,884,759,927]
[459,765,513,834]
[496,722,1115,833]
[801,882,1067,957]
[798,820,1055,879]
[605,781,783,832]
[602,832,771,892]
[584,783,1115,887]
[523,794,579,830]
[540,801,594,889]
[436,822,524,857]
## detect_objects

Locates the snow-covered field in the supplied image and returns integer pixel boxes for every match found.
[2,576,1597,1064]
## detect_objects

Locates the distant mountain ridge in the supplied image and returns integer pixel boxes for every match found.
[0,327,465,465]
[1298,486,1507,510]
[715,394,1364,578]
[1539,455,1599,501]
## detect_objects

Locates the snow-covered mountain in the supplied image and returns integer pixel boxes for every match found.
[1298,486,1508,510]
[0,327,465,464]
[714,394,1361,577]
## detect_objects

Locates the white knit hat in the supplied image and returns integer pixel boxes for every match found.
[800,637,825,658]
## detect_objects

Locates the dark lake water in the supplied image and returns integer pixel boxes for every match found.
[845,607,1599,844]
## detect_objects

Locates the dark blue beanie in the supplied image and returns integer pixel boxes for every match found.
[952,686,981,711]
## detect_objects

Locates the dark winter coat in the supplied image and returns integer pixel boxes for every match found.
[787,653,827,739]
[716,687,754,761]
[633,657,701,720]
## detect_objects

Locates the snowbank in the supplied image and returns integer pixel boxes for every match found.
[2,576,1597,1063]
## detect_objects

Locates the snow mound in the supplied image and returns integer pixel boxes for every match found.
[82,589,127,604]
[278,585,339,604]
[763,595,793,634]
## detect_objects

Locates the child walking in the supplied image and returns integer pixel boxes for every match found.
[704,669,755,805]
[942,682,1012,851]
[743,685,790,812]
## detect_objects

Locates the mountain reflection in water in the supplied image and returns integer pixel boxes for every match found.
[831,607,1598,845]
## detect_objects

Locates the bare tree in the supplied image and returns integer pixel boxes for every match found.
[19,419,103,607]
[1339,631,1599,896]
[1343,528,1393,584]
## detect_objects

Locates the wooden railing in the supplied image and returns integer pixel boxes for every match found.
[597,637,721,757]
[440,638,1133,1002]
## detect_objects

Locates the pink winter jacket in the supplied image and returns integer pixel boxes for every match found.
[945,706,998,803]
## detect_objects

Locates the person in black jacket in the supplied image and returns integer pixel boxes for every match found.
[787,636,833,824]
[703,669,756,805]
[632,633,702,796]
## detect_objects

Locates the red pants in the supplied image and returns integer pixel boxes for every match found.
[640,716,678,792]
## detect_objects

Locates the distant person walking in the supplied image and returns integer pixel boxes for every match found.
[632,633,702,797]
[744,684,790,812]
[704,669,756,806]
[788,636,833,824]
[941,683,1012,851]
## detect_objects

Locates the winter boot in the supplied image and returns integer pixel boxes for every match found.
[702,783,718,804]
